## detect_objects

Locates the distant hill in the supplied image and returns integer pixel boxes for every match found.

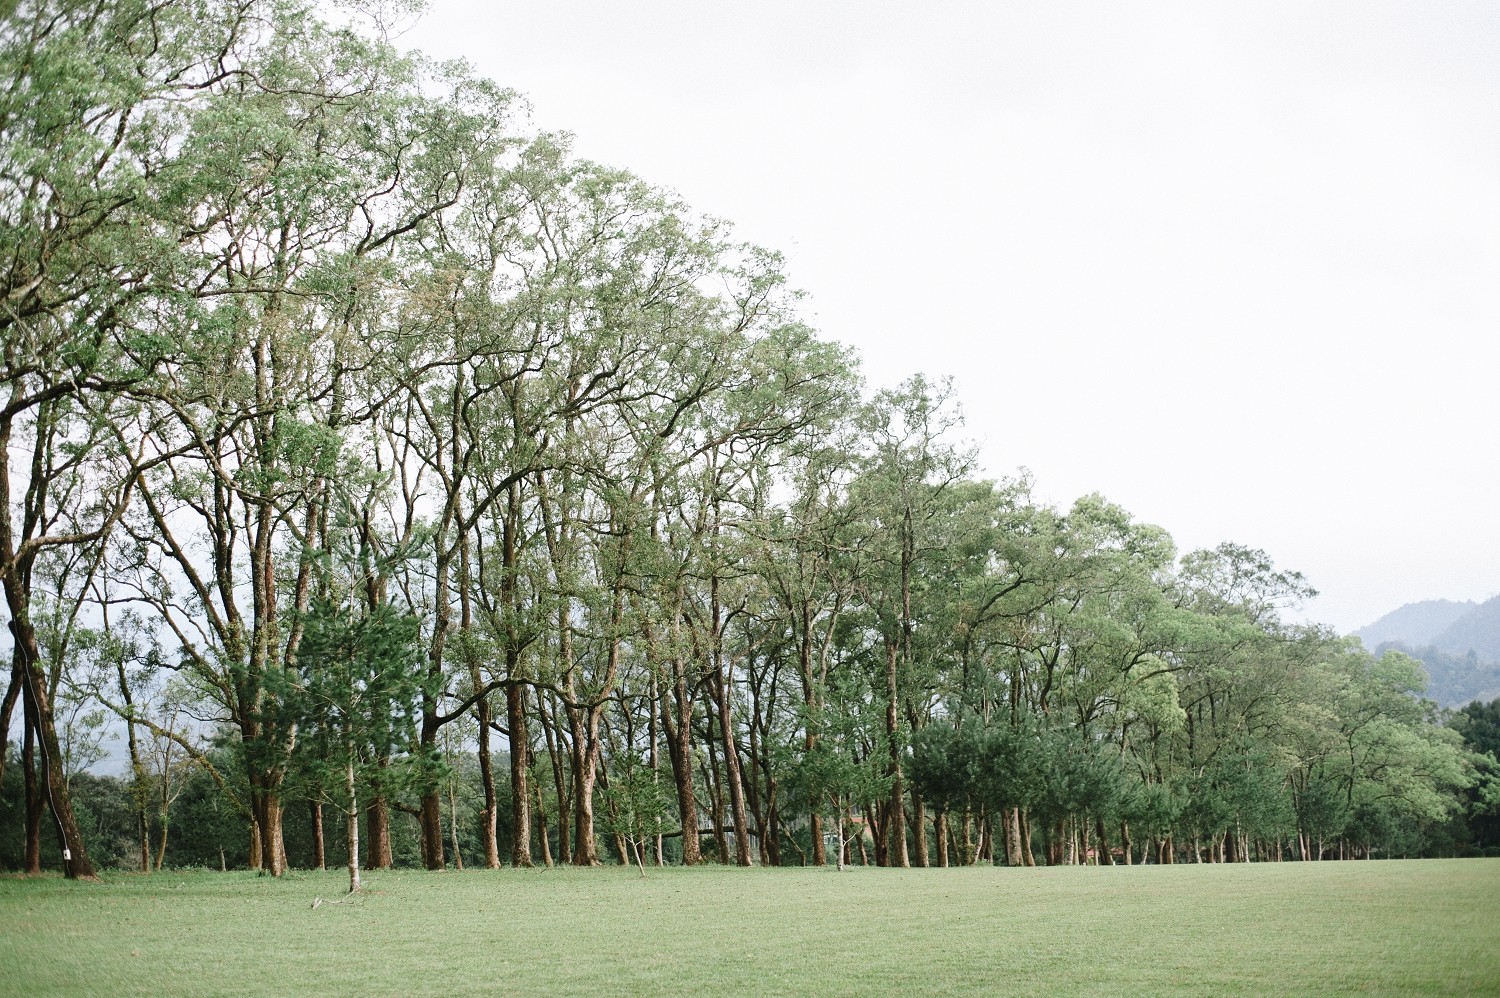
[1354,595,1500,708]
[1372,642,1500,709]
[1430,595,1500,661]
[1354,599,1476,651]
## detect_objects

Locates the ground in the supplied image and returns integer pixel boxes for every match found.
[1,859,1496,995]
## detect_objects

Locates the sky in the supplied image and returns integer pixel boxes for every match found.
[400,1,1500,634]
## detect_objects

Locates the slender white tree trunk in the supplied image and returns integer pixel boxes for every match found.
[346,752,361,894]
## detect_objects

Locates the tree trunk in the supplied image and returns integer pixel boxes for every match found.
[366,796,393,870]
[475,686,501,869]
[0,660,19,796]
[613,830,630,867]
[648,668,665,867]
[704,736,728,863]
[535,780,553,868]
[935,808,950,867]
[1003,807,1023,866]
[745,686,768,867]
[419,537,452,871]
[256,791,287,876]
[570,740,599,866]
[1,399,94,878]
[311,800,326,871]
[494,488,533,868]
[883,643,909,868]
[565,694,605,867]
[155,814,171,872]
[23,715,41,875]
[346,754,361,894]
[537,690,571,863]
[248,816,261,871]
[115,652,150,873]
[14,622,96,878]
[420,780,441,870]
[662,675,700,865]
[869,801,888,866]
[765,795,782,867]
[560,586,619,868]
[506,680,532,867]
[460,525,501,871]
[449,777,464,871]
[418,743,445,868]
[912,793,929,868]
[793,606,828,867]
[711,667,753,866]
[1094,816,1112,865]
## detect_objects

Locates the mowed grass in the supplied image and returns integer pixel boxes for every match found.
[1,859,1496,996]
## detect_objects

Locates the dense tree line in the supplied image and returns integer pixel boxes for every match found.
[2,0,1493,885]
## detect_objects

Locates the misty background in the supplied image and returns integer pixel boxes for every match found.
[402,0,1500,634]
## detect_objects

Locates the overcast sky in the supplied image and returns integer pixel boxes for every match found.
[402,1,1499,633]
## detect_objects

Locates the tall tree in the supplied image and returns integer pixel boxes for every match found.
[849,375,972,866]
[294,599,426,894]
[0,0,273,878]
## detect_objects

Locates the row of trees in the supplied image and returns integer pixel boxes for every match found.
[2,0,1490,886]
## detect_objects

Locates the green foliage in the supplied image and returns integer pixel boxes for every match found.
[1454,698,1500,758]
[1,0,1482,879]
[910,712,1127,833]
[597,767,673,859]
[1121,779,1186,844]
[290,600,432,804]
[1028,729,1128,828]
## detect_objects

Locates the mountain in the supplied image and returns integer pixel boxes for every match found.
[1353,599,1476,651]
[1429,595,1500,661]
[1354,595,1500,708]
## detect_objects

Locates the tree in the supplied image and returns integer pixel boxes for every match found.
[0,0,262,880]
[294,599,427,893]
[598,758,673,877]
[849,375,973,866]
[1,0,1481,881]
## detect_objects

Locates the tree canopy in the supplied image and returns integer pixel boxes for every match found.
[0,0,1485,880]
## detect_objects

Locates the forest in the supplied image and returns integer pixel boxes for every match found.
[3,0,1497,892]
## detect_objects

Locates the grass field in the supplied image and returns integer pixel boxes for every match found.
[1,859,1496,996]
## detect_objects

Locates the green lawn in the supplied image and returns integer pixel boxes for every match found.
[1,860,1496,996]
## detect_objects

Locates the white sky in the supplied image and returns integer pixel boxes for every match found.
[402,1,1500,633]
